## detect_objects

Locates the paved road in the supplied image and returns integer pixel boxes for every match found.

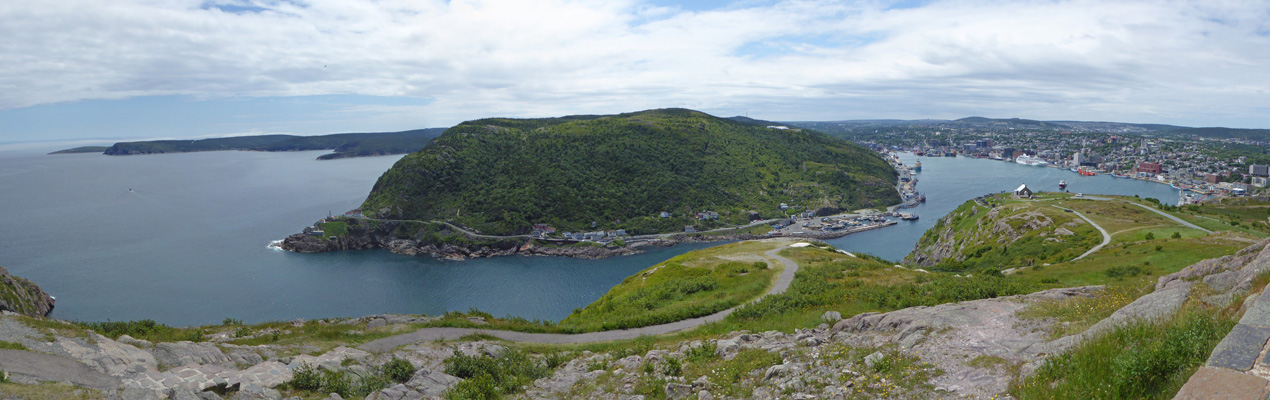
[359,245,801,353]
[1126,202,1213,233]
[0,349,120,390]
[1053,206,1111,261]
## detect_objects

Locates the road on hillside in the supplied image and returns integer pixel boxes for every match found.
[1052,205,1111,261]
[358,245,802,352]
[1126,202,1213,233]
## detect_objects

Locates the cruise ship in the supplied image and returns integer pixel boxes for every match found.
[1015,155,1048,166]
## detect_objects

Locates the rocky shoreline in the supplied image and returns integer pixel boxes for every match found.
[279,218,896,261]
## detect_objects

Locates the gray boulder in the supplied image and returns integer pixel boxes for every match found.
[153,342,232,368]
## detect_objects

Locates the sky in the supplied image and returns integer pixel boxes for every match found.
[1,0,1269,143]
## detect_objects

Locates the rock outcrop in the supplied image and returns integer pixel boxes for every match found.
[0,265,54,317]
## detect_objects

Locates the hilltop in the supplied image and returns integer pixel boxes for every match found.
[360,108,899,236]
[48,128,446,160]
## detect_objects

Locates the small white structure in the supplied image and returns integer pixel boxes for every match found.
[1014,184,1033,198]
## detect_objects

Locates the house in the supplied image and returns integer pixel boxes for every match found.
[779,203,789,210]
[1014,184,1033,198]
[1252,177,1267,188]
[696,211,719,220]
[615,229,627,236]
[659,211,671,218]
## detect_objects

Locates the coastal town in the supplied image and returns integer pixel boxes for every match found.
[805,118,1270,204]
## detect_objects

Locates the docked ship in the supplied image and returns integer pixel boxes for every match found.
[914,161,922,172]
[1059,180,1067,189]
[1015,155,1048,166]
[1077,166,1096,176]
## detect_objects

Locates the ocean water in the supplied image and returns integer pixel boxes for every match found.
[0,148,718,326]
[0,148,1179,325]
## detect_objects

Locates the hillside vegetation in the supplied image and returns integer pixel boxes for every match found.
[907,193,1102,271]
[361,108,899,236]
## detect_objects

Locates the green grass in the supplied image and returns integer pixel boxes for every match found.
[0,382,103,400]
[559,241,782,332]
[1018,285,1149,339]
[1010,233,1250,288]
[75,320,206,343]
[1012,299,1238,399]
[319,221,349,238]
[681,347,783,398]
[0,341,27,351]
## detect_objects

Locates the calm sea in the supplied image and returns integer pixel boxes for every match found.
[0,148,1178,325]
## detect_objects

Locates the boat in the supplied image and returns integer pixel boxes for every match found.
[1059,180,1067,189]
[913,150,925,156]
[945,151,956,157]
[1171,182,1192,191]
[1077,166,1096,176]
[899,213,919,221]
[919,194,926,203]
[914,161,922,172]
[1015,155,1048,166]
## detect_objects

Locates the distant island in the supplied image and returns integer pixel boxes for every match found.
[48,128,447,160]
[281,108,900,259]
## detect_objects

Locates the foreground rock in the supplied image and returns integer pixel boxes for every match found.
[0,265,55,317]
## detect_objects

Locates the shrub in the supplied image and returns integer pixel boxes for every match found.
[685,340,719,363]
[1171,232,1182,239]
[222,318,242,326]
[664,358,683,376]
[443,348,551,397]
[288,364,322,391]
[383,357,416,383]
[1145,232,1156,240]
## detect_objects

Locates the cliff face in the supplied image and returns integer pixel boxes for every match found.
[278,219,644,260]
[0,266,55,317]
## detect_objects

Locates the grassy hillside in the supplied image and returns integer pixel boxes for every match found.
[559,241,782,332]
[907,193,1102,271]
[361,108,899,236]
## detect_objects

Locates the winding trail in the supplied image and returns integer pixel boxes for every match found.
[1126,202,1213,233]
[1052,205,1111,261]
[358,246,801,353]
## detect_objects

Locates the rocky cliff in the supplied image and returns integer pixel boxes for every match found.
[278,218,647,260]
[0,266,55,317]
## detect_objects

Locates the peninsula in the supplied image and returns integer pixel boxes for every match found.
[48,128,446,160]
[279,108,900,259]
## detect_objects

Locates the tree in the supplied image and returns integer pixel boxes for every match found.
[1171,232,1182,239]
[1145,232,1156,240]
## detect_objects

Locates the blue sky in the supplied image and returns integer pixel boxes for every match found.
[1,0,1268,143]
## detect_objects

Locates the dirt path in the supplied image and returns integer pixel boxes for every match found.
[1052,205,1111,261]
[1126,202,1213,233]
[359,245,801,353]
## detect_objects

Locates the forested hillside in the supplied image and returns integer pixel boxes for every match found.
[361,108,899,235]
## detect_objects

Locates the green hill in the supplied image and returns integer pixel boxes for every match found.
[361,108,899,236]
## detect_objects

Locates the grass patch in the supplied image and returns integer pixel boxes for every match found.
[1018,285,1148,339]
[682,348,783,398]
[560,260,774,332]
[730,255,1035,324]
[74,320,205,343]
[820,344,941,398]
[559,240,786,332]
[320,221,349,239]
[0,382,103,400]
[0,341,27,351]
[443,348,553,399]
[1012,300,1237,399]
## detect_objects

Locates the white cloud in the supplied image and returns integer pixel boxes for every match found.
[1,0,1268,128]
